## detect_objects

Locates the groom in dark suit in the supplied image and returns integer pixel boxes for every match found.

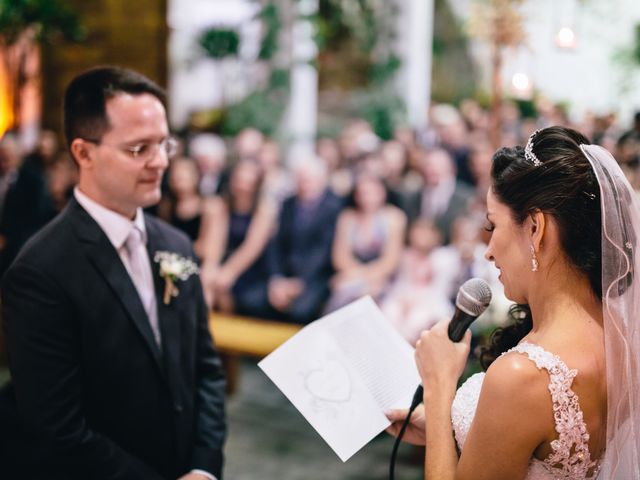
[1,67,226,479]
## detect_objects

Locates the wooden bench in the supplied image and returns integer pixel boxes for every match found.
[208,313,302,393]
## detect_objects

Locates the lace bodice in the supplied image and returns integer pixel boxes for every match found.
[451,342,600,479]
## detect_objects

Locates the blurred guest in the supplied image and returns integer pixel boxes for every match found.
[24,129,60,168]
[257,139,293,207]
[200,159,276,313]
[324,171,406,313]
[379,140,422,206]
[0,134,21,222]
[430,215,509,328]
[261,158,343,324]
[234,127,264,161]
[393,125,417,152]
[0,132,55,277]
[615,130,640,192]
[459,99,489,132]
[467,138,494,208]
[47,152,78,213]
[379,140,409,191]
[317,136,351,198]
[403,148,474,243]
[380,218,450,344]
[158,157,209,253]
[189,133,228,196]
[339,119,379,166]
[433,104,474,186]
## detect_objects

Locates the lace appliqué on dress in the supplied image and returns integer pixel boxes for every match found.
[507,343,600,479]
[451,371,484,448]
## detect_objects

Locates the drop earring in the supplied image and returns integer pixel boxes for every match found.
[530,245,539,272]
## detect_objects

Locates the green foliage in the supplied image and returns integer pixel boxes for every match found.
[634,24,640,65]
[258,3,280,61]
[368,55,400,87]
[220,89,287,137]
[221,67,290,137]
[0,0,84,45]
[431,0,478,103]
[267,68,290,90]
[512,98,536,119]
[199,28,240,59]
[354,89,405,140]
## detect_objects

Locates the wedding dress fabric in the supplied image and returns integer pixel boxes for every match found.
[452,342,599,479]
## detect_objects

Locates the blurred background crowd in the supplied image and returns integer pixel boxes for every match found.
[1,99,638,345]
[3,0,640,476]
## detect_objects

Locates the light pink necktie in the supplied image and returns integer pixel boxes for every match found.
[124,227,161,347]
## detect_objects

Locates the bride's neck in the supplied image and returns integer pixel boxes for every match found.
[526,264,602,340]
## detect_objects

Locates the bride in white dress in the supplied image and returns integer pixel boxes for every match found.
[387,126,640,479]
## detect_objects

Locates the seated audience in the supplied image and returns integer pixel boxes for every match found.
[189,133,228,196]
[200,159,276,313]
[324,170,406,313]
[402,147,474,242]
[260,158,344,324]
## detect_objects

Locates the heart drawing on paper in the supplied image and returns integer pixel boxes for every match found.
[304,360,352,403]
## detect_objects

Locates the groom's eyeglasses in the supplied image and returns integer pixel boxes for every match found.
[83,137,179,162]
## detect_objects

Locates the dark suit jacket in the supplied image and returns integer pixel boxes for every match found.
[262,190,343,323]
[1,198,226,479]
[267,189,343,284]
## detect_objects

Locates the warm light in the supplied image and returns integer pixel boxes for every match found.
[555,26,577,49]
[510,72,533,99]
[0,51,13,137]
[512,73,530,91]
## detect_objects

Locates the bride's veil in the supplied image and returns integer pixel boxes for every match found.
[581,144,640,478]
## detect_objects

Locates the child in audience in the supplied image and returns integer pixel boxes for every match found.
[380,219,450,344]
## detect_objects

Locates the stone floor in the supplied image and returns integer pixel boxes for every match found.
[0,363,424,479]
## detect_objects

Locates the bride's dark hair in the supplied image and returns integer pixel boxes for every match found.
[479,126,602,369]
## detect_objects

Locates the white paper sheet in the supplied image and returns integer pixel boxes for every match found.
[258,296,420,462]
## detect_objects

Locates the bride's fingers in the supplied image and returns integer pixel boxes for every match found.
[386,409,410,422]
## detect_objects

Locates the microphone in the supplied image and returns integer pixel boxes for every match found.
[411,277,492,406]
[389,278,492,480]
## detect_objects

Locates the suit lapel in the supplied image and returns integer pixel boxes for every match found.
[67,199,164,373]
[145,216,182,394]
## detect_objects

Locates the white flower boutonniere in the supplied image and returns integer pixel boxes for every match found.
[153,251,199,305]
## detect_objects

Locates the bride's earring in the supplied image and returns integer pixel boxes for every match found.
[530,245,539,272]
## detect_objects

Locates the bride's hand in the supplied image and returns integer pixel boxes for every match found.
[415,319,471,395]
[385,405,426,446]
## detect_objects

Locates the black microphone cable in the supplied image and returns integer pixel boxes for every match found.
[388,278,491,480]
[389,385,424,480]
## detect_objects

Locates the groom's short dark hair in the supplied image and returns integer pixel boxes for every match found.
[63,66,166,148]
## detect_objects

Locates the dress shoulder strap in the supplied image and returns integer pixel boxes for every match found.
[504,342,600,478]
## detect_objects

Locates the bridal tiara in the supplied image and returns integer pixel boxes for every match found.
[525,129,543,167]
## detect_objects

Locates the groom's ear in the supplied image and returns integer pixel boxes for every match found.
[70,138,94,170]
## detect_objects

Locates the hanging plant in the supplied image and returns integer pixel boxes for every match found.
[198,28,240,59]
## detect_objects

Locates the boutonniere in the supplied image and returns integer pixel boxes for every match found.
[153,251,199,305]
